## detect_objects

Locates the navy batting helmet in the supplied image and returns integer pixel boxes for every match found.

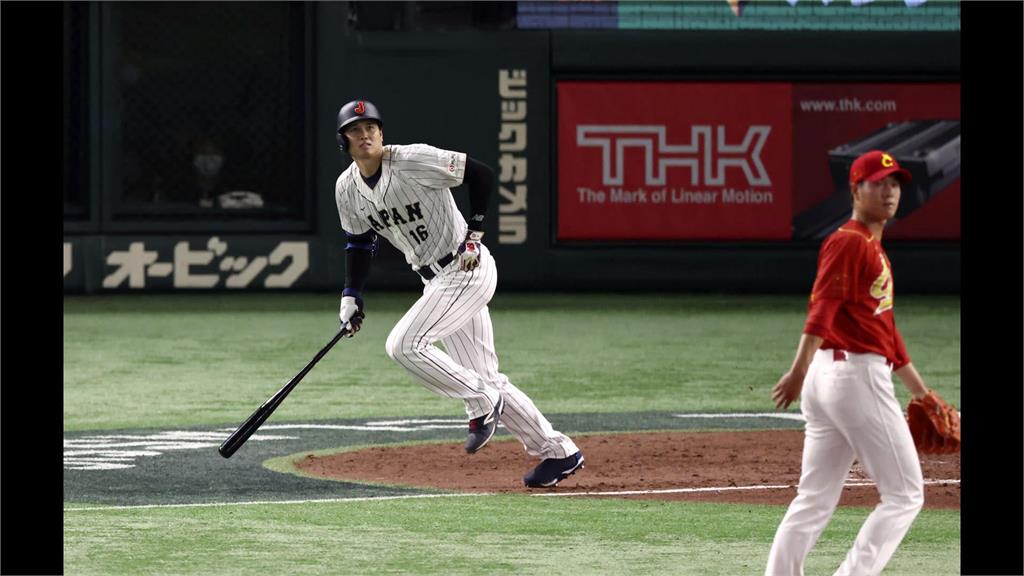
[336,100,383,152]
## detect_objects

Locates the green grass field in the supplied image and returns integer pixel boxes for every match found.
[63,293,961,575]
[64,497,960,576]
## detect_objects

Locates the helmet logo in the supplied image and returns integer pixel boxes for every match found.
[354,101,366,115]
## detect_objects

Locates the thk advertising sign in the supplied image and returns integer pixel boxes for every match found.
[558,81,960,242]
[791,83,960,241]
[558,82,793,241]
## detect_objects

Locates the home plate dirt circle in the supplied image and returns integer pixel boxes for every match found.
[294,430,960,509]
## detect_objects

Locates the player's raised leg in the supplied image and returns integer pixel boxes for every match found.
[385,258,499,420]
[442,307,579,460]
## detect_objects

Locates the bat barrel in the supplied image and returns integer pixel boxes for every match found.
[218,403,277,458]
[218,327,347,459]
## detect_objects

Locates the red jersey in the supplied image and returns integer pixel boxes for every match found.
[804,219,910,369]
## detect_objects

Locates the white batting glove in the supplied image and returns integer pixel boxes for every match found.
[457,230,484,272]
[338,295,364,337]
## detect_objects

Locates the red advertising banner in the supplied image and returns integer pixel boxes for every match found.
[557,82,794,241]
[558,82,960,242]
[792,83,960,241]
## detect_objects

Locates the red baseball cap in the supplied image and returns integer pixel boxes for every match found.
[849,150,913,185]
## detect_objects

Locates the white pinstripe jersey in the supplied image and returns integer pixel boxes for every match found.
[335,144,468,270]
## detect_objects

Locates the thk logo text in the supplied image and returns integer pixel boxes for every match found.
[576,125,772,187]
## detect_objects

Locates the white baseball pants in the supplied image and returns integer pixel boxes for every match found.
[765,349,924,576]
[385,244,578,460]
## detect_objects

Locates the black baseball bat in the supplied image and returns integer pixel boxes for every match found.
[218,327,347,458]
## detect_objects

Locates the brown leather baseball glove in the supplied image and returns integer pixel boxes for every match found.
[906,390,960,454]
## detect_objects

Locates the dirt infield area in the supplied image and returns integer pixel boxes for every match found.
[295,430,960,509]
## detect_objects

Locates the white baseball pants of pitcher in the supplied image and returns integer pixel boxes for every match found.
[765,349,924,576]
[385,243,578,460]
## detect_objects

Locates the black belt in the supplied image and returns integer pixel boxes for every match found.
[415,253,455,280]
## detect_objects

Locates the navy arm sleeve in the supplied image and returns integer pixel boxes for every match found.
[463,156,494,232]
[343,230,377,297]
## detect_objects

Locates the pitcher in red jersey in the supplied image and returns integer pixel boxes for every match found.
[765,150,933,576]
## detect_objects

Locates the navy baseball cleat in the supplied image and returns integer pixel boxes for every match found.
[464,395,504,453]
[523,451,585,488]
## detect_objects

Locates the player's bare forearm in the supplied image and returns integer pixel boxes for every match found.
[894,363,929,400]
[772,333,824,410]
[790,334,824,375]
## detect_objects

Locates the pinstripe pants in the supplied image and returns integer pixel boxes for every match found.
[386,244,578,460]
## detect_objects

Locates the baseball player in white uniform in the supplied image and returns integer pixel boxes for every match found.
[333,99,583,488]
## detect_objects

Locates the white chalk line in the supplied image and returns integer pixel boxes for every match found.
[532,478,960,498]
[63,479,959,512]
[63,492,491,512]
[672,413,807,422]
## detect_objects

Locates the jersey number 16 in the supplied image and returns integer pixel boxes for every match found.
[407,225,429,245]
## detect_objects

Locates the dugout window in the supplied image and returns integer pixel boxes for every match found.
[63,2,90,224]
[102,3,311,232]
